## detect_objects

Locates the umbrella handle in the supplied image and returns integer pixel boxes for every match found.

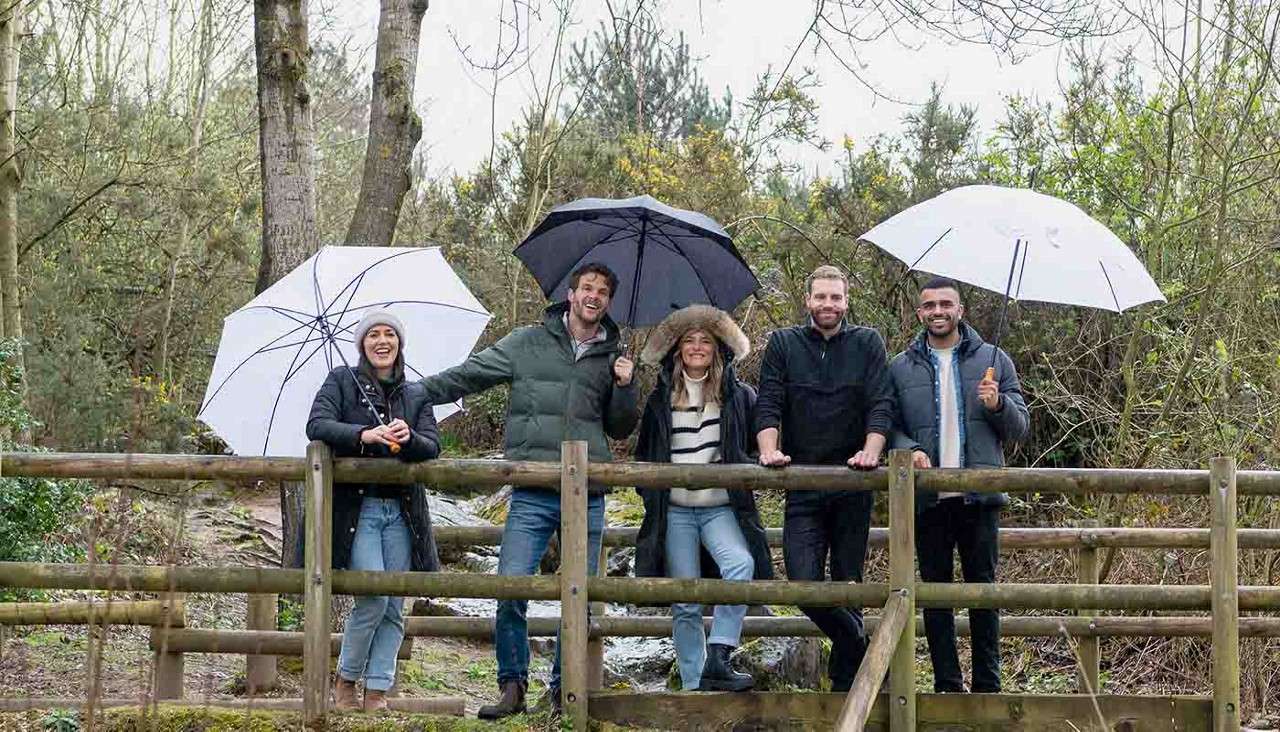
[389,442,401,455]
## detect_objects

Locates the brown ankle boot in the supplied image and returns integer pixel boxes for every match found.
[477,680,526,720]
[333,676,359,712]
[363,688,388,713]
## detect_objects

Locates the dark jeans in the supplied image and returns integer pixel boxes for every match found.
[917,497,1001,693]
[783,489,873,690]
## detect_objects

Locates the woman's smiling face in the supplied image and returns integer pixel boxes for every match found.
[363,325,400,372]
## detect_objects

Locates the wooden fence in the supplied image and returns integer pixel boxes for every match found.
[1,445,1277,730]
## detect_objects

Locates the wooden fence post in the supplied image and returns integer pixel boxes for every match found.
[246,594,278,693]
[888,449,916,731]
[1209,456,1239,732]
[1076,519,1100,694]
[559,441,590,729]
[303,441,333,727]
[150,629,184,700]
[150,593,187,700]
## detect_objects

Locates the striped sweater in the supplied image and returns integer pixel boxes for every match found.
[669,373,729,507]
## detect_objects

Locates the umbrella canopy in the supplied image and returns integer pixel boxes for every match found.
[199,245,490,457]
[859,185,1164,312]
[514,195,759,327]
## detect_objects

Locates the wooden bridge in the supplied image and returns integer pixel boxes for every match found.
[1,444,1276,730]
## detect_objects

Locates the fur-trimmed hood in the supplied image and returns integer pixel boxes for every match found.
[640,305,750,365]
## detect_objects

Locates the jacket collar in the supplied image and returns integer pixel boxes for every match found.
[909,321,985,361]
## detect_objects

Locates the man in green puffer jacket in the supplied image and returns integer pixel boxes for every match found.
[419,262,638,719]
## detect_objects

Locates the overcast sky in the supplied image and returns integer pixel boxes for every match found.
[329,1,1134,180]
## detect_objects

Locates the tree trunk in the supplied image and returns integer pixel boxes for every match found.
[0,0,24,389]
[254,0,318,293]
[343,0,429,246]
[254,0,318,571]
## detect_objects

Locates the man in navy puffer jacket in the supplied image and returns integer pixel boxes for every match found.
[889,276,1030,694]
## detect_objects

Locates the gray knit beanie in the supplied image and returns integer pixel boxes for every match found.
[352,310,406,352]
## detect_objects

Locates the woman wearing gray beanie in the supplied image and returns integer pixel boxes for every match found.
[306,310,441,712]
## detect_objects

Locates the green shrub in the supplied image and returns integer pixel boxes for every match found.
[0,340,92,599]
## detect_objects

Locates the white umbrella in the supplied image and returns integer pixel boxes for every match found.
[198,245,491,457]
[859,185,1165,313]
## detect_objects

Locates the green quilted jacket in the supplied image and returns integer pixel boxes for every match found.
[420,302,639,491]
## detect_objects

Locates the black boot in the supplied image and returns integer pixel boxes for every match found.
[478,680,527,720]
[698,643,754,692]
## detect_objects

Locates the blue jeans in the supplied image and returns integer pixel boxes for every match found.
[665,504,754,690]
[337,498,411,691]
[495,487,604,688]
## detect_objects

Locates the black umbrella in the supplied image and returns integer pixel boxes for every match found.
[513,195,759,327]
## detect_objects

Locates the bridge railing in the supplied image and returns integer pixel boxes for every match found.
[1,445,1275,730]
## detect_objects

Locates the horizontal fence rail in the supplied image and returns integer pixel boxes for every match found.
[7,451,1280,495]
[5,561,1280,611]
[432,524,1280,550]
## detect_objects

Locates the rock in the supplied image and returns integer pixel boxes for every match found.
[469,485,514,525]
[427,492,491,529]
[607,547,634,577]
[604,635,677,689]
[733,636,827,691]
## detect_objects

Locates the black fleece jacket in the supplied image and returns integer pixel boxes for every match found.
[755,321,895,466]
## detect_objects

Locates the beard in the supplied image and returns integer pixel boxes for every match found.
[811,308,844,328]
[927,316,957,336]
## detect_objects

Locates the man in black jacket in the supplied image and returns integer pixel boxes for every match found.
[755,264,895,692]
[889,277,1030,693]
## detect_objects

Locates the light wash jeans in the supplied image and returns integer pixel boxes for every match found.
[665,503,754,690]
[495,487,604,689]
[337,497,411,691]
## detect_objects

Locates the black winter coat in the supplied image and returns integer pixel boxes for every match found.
[633,354,774,582]
[305,367,442,572]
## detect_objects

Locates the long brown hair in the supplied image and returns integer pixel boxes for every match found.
[670,328,723,409]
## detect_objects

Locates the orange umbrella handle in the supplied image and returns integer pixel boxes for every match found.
[389,442,401,454]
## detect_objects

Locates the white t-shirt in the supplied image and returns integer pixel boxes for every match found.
[931,346,963,498]
[669,373,729,507]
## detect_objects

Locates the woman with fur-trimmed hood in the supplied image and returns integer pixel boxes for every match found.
[634,305,773,693]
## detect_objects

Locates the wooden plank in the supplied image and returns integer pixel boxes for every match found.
[1075,519,1100,694]
[0,598,183,626]
[587,692,1213,731]
[245,594,277,693]
[1209,456,1239,732]
[839,591,911,730]
[559,441,590,729]
[302,440,333,726]
[887,449,916,731]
